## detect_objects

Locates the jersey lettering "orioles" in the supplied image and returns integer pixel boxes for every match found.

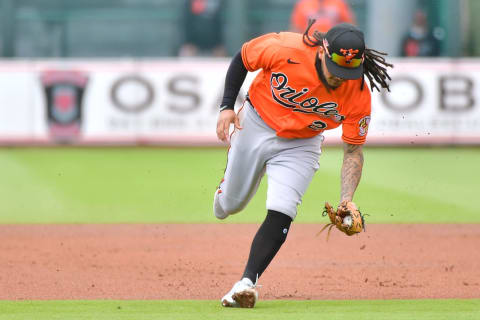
[271,72,345,121]
[241,32,371,143]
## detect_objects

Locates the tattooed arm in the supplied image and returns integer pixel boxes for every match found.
[340,142,364,202]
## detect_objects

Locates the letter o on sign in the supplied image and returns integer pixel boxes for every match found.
[381,76,422,112]
[110,75,154,113]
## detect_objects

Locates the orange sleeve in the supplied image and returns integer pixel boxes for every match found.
[341,90,371,145]
[241,33,281,72]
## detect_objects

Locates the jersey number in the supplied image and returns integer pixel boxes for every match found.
[308,120,327,131]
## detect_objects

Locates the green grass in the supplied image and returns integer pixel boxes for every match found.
[0,147,478,223]
[1,148,479,318]
[1,299,479,320]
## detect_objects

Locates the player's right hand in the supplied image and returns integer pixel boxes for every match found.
[216,109,242,143]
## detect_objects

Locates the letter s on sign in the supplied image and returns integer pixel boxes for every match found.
[167,75,201,113]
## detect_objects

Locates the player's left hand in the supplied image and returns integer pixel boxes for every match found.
[317,201,365,239]
[216,109,242,143]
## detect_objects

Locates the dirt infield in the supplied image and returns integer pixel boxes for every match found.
[1,224,479,300]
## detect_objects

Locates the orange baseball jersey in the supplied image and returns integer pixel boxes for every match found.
[290,0,355,33]
[241,31,371,145]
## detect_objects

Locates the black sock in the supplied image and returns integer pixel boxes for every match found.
[241,210,292,283]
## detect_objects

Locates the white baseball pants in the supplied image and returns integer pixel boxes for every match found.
[216,101,323,220]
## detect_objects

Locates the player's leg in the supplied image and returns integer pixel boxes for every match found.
[214,102,272,219]
[240,135,322,284]
[221,209,292,308]
[240,209,292,282]
[219,103,279,308]
[265,136,322,220]
[219,105,322,308]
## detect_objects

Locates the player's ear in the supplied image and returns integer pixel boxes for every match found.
[318,46,324,57]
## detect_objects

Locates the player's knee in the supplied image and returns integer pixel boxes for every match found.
[221,200,245,215]
[265,210,292,244]
[218,194,247,215]
[266,199,297,221]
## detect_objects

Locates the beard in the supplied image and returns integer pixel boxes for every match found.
[327,77,345,88]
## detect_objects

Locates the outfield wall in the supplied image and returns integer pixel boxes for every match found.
[0,58,478,146]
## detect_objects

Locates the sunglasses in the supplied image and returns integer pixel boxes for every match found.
[323,39,363,68]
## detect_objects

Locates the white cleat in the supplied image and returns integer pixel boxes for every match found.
[213,189,229,220]
[221,278,259,308]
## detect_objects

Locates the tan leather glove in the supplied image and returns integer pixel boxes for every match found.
[318,201,365,239]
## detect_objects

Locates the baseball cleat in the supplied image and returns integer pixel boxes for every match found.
[213,189,229,220]
[232,289,258,308]
[221,278,259,308]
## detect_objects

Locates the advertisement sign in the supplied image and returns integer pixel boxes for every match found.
[41,71,89,143]
[0,59,478,145]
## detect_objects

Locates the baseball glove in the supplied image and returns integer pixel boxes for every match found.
[317,201,365,239]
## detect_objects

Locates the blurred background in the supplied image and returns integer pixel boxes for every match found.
[0,0,476,58]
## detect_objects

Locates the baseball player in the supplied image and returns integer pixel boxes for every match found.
[213,21,392,308]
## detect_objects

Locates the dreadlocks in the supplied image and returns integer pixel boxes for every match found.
[302,20,393,92]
